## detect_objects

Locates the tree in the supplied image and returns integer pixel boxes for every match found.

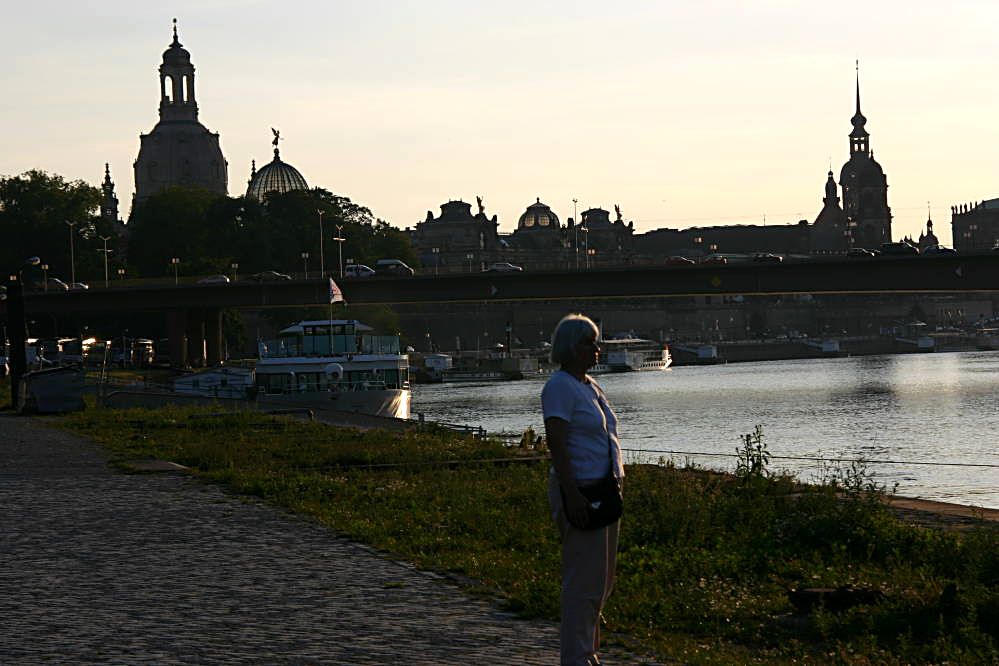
[126,187,230,277]
[0,170,103,283]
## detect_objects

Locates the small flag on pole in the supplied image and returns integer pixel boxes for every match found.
[329,278,344,304]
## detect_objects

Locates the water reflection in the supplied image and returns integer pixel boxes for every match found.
[412,352,999,508]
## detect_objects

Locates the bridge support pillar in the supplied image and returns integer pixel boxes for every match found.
[186,309,206,368]
[166,310,187,369]
[205,309,223,366]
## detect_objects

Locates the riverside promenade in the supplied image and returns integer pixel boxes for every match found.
[0,415,655,665]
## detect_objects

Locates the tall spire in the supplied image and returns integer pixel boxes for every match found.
[849,60,869,156]
[855,60,861,116]
[171,17,181,47]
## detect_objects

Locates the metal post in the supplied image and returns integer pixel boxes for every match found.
[99,235,113,287]
[301,252,309,279]
[332,226,345,278]
[65,220,78,284]
[6,276,26,410]
[317,210,326,278]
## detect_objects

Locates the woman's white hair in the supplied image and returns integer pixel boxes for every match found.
[550,313,599,366]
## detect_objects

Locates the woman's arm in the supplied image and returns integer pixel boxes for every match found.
[545,416,590,528]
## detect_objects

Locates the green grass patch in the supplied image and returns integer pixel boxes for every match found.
[59,406,999,664]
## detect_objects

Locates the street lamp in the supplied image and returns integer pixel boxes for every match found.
[64,220,78,284]
[41,263,49,291]
[301,251,310,279]
[5,256,42,409]
[170,257,180,285]
[230,262,238,282]
[581,226,589,269]
[317,209,326,278]
[466,252,474,273]
[98,235,113,287]
[332,225,346,279]
[117,267,126,281]
[587,247,596,269]
[432,247,440,276]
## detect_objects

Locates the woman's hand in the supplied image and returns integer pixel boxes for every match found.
[563,486,590,529]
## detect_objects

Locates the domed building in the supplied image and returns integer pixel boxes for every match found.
[246,130,309,201]
[839,66,892,250]
[510,198,563,250]
[133,21,228,203]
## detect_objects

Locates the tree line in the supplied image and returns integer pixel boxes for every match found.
[1,169,418,285]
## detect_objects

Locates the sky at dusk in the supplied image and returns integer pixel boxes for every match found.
[5,1,999,246]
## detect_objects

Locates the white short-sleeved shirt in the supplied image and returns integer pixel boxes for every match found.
[542,370,625,481]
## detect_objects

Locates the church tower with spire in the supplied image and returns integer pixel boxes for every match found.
[101,163,120,226]
[838,63,892,249]
[811,170,849,252]
[133,20,228,205]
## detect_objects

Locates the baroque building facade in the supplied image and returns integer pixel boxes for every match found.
[132,23,228,205]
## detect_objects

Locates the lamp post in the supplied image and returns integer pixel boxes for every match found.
[64,220,78,284]
[5,256,41,409]
[317,210,326,278]
[98,235,113,287]
[466,252,474,273]
[332,225,346,278]
[301,252,310,279]
[587,247,596,269]
[117,267,126,281]
[581,226,589,269]
[170,257,180,285]
[230,262,238,282]
[969,223,978,250]
[432,247,440,276]
[41,263,49,291]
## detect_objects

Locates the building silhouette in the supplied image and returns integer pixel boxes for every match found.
[133,21,228,205]
[246,130,309,201]
[838,66,892,249]
[951,200,999,251]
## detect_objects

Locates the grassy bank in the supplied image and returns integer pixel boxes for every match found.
[60,407,998,664]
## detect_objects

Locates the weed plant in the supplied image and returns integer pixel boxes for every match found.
[60,407,999,664]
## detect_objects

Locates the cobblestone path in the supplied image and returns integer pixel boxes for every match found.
[0,416,655,665]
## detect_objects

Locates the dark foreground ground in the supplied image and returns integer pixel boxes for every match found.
[0,415,657,665]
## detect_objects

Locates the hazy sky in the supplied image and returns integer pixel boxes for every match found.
[5,1,999,246]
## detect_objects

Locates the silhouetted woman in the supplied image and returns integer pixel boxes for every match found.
[542,313,624,666]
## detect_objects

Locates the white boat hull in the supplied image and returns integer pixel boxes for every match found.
[257,388,410,420]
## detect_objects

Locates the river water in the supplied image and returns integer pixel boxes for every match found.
[412,352,999,509]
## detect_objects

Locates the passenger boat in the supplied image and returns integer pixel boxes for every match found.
[254,319,410,419]
[597,338,673,373]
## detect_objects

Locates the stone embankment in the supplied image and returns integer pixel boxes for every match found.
[0,415,657,664]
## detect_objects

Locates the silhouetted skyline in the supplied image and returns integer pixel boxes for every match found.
[6,2,999,245]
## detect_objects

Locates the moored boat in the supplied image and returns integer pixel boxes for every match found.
[254,319,411,419]
[599,338,672,372]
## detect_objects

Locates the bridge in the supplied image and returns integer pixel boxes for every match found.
[4,254,998,370]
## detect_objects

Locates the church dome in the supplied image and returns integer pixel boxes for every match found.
[163,22,191,65]
[518,198,559,229]
[246,147,309,201]
[839,152,885,186]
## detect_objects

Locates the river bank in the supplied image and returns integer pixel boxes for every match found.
[56,405,999,664]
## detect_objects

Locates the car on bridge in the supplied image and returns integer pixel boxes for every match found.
[33,278,70,292]
[249,270,292,282]
[666,256,695,265]
[344,264,376,279]
[922,245,958,256]
[752,253,783,263]
[374,259,415,277]
[70,282,89,291]
[483,262,523,273]
[197,275,231,284]
[879,242,919,256]
[847,248,877,258]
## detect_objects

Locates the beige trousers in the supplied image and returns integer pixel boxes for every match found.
[548,472,620,666]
